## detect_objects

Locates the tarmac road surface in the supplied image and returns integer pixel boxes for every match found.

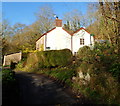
[16,72,78,105]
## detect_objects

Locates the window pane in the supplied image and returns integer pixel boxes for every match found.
[80,38,84,45]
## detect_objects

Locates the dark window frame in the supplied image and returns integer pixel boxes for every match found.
[80,38,84,45]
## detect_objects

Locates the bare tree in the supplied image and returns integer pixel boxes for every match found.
[63,9,82,31]
[11,23,26,35]
[2,20,13,37]
[35,5,55,33]
[99,1,120,45]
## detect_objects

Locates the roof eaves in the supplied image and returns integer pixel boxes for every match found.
[36,27,56,42]
[73,27,91,35]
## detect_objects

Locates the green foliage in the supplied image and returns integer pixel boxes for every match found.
[77,43,119,74]
[37,67,75,86]
[75,43,120,104]
[74,62,120,104]
[22,52,38,72]
[15,43,120,104]
[15,52,30,71]
[77,46,91,59]
[77,46,95,63]
[89,72,120,104]
[28,49,73,69]
[15,61,24,70]
[109,63,120,81]
[18,49,73,72]
[3,65,11,68]
[2,68,16,84]
[51,68,75,82]
[36,49,72,68]
[22,52,29,61]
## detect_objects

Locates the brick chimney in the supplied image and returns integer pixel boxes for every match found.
[55,17,62,27]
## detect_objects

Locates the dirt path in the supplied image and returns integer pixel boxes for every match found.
[16,72,79,105]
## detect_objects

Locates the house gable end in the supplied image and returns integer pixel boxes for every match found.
[36,27,56,42]
[73,27,91,35]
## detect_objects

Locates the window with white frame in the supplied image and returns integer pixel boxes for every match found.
[80,38,84,45]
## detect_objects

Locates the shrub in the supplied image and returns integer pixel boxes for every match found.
[15,61,25,71]
[77,46,91,59]
[2,68,16,85]
[15,52,31,71]
[73,63,120,104]
[74,43,120,104]
[24,52,39,72]
[109,63,120,81]
[89,72,120,104]
[36,49,73,68]
[22,49,73,72]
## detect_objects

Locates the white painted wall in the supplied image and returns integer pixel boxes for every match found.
[36,36,44,50]
[72,29,94,54]
[45,27,71,51]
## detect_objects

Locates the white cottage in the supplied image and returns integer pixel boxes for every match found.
[36,18,94,54]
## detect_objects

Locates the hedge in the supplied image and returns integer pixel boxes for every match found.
[26,49,73,69]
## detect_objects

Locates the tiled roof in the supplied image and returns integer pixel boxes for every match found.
[62,28,73,35]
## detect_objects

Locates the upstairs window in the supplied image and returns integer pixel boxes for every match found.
[80,38,84,45]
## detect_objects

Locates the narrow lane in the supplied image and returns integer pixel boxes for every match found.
[15,72,77,105]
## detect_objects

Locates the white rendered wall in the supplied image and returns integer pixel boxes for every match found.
[72,29,94,54]
[36,36,44,50]
[46,27,71,50]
